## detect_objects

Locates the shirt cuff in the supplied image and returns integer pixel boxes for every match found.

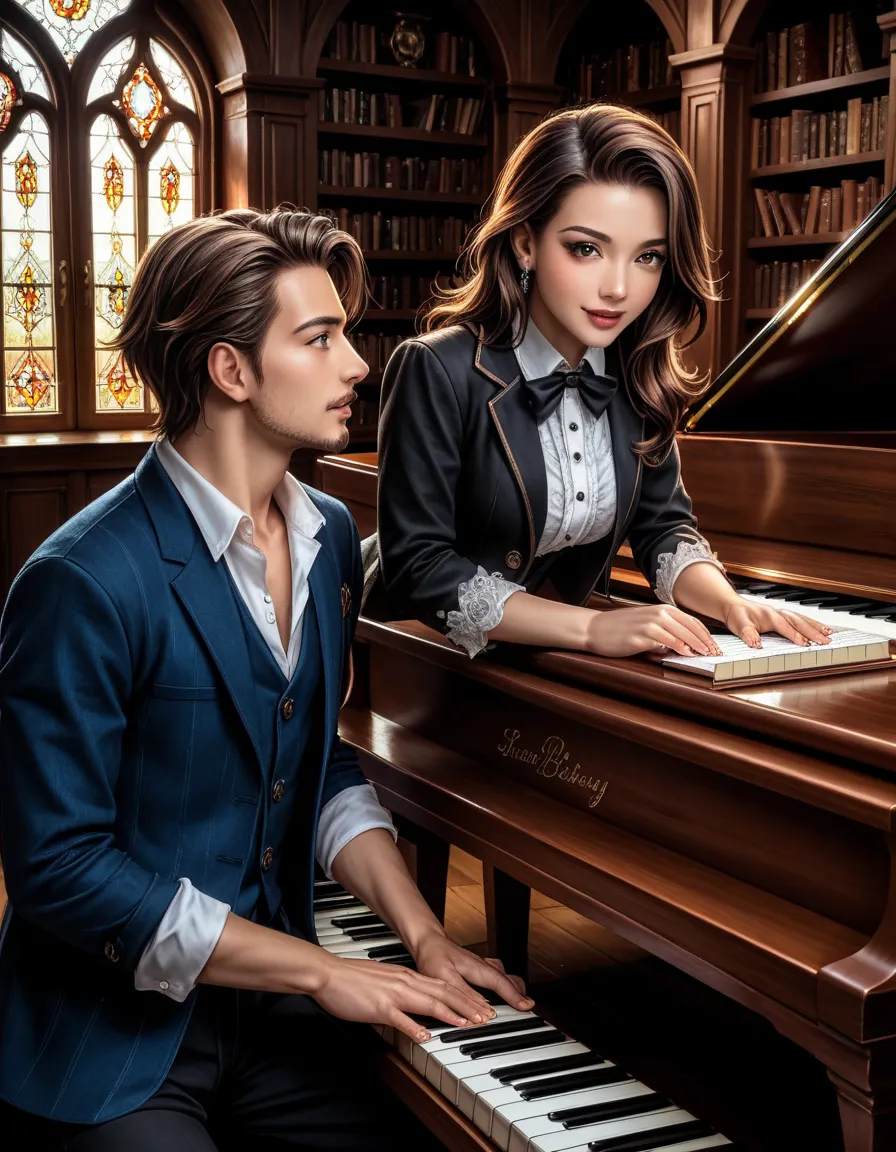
[316,782,397,879]
[441,566,525,658]
[655,538,727,607]
[134,877,230,1003]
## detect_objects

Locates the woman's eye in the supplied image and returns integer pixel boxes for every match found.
[638,250,667,268]
[310,332,331,347]
[567,242,599,259]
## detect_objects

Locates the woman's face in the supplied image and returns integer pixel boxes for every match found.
[512,180,669,359]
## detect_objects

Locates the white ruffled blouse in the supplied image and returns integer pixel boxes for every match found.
[444,319,724,657]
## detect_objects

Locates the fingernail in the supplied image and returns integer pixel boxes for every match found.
[457,1017,468,1026]
[471,1013,483,1023]
[418,1030,430,1041]
[522,997,534,1008]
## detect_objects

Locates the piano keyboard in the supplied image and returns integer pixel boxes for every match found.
[736,582,896,643]
[314,882,734,1152]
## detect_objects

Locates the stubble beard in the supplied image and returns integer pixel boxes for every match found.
[253,402,350,456]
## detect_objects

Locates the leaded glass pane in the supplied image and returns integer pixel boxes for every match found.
[149,40,195,112]
[148,121,193,246]
[2,110,56,413]
[90,114,140,410]
[0,29,49,102]
[0,73,16,135]
[87,37,135,104]
[117,62,167,146]
[13,1,133,68]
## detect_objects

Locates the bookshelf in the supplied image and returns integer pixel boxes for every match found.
[555,3,682,142]
[744,1,894,334]
[315,1,493,450]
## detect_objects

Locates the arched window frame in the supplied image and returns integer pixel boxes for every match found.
[0,0,214,433]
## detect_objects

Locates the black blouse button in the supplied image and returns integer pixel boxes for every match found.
[573,451,582,462]
[565,533,572,541]
[569,422,578,432]
[576,491,585,502]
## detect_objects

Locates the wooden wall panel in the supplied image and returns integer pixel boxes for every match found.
[1,478,70,595]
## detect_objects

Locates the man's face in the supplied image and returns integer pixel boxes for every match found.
[245,265,368,454]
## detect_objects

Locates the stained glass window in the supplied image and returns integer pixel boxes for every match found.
[86,37,135,104]
[0,74,16,136]
[148,120,193,247]
[0,29,49,102]
[150,40,194,112]
[117,62,167,145]
[2,112,56,413]
[90,114,139,410]
[13,1,133,68]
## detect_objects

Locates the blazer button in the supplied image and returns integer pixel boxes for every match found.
[272,778,286,803]
[281,697,294,721]
[505,550,522,570]
[262,847,274,871]
[104,941,119,963]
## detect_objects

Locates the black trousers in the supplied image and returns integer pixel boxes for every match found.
[1,986,444,1151]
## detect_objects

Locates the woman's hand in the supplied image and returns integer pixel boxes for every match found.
[585,604,722,659]
[413,929,532,1012]
[313,948,501,1043]
[721,597,831,649]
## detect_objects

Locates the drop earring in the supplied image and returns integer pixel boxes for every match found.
[520,266,531,295]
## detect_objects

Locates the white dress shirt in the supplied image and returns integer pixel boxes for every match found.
[444,320,722,657]
[135,440,394,1002]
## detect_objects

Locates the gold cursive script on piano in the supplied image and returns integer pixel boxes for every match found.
[497,729,608,808]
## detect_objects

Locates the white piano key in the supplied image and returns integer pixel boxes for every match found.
[410,1007,533,1074]
[739,591,896,642]
[637,1139,731,1152]
[314,904,372,924]
[525,1106,694,1152]
[487,1079,651,1149]
[449,1043,591,1111]
[317,933,403,954]
[456,1049,602,1121]
[424,1025,564,1089]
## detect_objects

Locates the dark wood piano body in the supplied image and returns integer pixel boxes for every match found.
[320,189,896,1151]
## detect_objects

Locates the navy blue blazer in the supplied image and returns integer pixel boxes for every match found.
[0,444,366,1123]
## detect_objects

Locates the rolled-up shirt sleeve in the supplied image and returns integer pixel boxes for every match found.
[316,783,397,879]
[134,878,230,1003]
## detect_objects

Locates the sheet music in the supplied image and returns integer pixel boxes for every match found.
[663,625,891,675]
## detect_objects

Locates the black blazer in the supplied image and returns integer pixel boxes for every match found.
[374,323,706,638]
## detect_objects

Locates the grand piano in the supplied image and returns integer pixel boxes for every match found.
[318,187,896,1152]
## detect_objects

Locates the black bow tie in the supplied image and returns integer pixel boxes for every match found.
[521,361,618,425]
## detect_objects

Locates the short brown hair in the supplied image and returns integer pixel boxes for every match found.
[113,207,369,441]
[425,104,718,464]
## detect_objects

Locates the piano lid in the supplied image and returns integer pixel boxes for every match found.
[684,185,896,439]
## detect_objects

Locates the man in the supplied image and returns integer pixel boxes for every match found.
[0,207,531,1149]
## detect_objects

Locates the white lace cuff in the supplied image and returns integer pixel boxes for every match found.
[441,566,525,658]
[655,538,726,606]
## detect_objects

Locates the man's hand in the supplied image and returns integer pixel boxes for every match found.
[413,928,533,1013]
[313,950,499,1042]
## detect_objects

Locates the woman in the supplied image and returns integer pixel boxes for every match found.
[372,104,828,661]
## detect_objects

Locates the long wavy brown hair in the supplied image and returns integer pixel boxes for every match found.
[423,103,718,463]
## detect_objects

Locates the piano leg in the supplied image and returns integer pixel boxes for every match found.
[393,814,450,924]
[484,864,530,982]
[830,1069,896,1151]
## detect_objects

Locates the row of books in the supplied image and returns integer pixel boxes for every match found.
[753,177,885,237]
[322,208,473,253]
[319,150,484,196]
[755,10,885,93]
[319,88,484,136]
[753,259,822,310]
[751,95,889,168]
[367,273,442,312]
[323,20,477,76]
[572,39,676,100]
[347,331,406,374]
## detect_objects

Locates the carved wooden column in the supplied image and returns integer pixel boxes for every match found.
[879,9,896,194]
[668,42,755,377]
[216,73,324,210]
[493,82,565,169]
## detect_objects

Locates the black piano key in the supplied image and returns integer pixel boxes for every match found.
[344,925,394,941]
[551,1092,670,1128]
[520,1065,634,1101]
[863,603,896,617]
[798,595,842,606]
[774,588,814,602]
[459,1027,565,1059]
[366,942,412,959]
[313,896,364,910]
[495,1051,602,1084]
[329,913,382,930]
[587,1119,714,1152]
[379,956,415,967]
[438,1017,545,1045]
[313,881,346,896]
[829,600,878,613]
[467,985,505,1006]
[742,582,787,593]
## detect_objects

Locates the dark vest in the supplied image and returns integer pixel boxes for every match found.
[230,583,322,923]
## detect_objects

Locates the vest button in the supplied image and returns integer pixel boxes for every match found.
[104,941,119,963]
[272,779,286,803]
[281,698,294,721]
[262,847,274,871]
[505,550,522,570]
